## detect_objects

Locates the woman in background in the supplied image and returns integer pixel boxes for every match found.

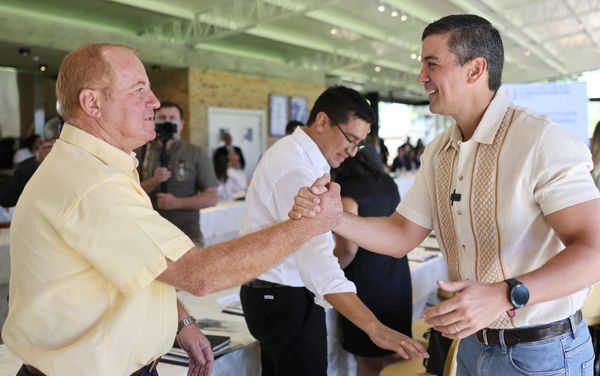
[333,146,412,376]
[214,151,247,200]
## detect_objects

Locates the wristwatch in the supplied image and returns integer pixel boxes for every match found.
[505,278,529,309]
[177,315,196,334]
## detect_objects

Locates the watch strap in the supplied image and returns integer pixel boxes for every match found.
[177,315,196,334]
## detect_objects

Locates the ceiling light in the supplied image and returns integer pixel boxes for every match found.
[38,64,47,72]
[410,53,417,60]
[391,10,398,17]
[19,48,30,57]
[374,66,382,72]
[330,28,338,35]
[524,50,531,57]
[417,55,422,61]
[378,4,385,12]
[400,14,408,22]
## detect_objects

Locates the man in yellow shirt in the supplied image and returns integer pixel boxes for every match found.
[0,43,350,376]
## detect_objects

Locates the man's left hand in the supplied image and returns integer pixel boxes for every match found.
[176,325,214,376]
[157,193,181,210]
[423,280,511,339]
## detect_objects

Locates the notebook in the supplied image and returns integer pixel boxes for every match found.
[162,333,232,366]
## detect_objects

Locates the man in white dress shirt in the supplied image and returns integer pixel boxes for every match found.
[240,86,427,375]
[291,15,600,376]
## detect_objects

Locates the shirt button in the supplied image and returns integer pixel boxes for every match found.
[457,210,462,215]
[462,244,466,250]
[458,175,463,180]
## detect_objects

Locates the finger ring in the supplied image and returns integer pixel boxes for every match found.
[401,340,406,346]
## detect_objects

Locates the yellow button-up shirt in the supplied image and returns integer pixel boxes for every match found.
[2,124,194,375]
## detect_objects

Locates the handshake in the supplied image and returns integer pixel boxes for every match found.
[287,173,343,235]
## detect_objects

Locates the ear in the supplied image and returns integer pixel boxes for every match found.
[467,57,487,84]
[313,112,329,133]
[79,88,103,118]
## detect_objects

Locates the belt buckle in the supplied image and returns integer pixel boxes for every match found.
[481,328,489,345]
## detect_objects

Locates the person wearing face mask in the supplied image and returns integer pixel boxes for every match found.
[138,100,219,246]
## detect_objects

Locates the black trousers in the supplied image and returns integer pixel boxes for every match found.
[240,284,327,376]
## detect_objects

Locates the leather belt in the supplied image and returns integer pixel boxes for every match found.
[244,279,286,288]
[24,358,160,376]
[476,310,582,346]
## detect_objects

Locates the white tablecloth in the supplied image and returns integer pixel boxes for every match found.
[394,171,417,199]
[200,200,245,246]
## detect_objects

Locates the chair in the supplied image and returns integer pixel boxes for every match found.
[379,339,460,376]
[442,339,460,376]
[412,318,431,347]
[582,282,600,326]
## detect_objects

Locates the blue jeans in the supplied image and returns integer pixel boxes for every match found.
[457,318,595,375]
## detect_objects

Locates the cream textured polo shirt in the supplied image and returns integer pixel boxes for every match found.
[398,93,599,328]
[2,124,194,375]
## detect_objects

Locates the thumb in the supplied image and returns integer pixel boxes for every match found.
[437,279,470,293]
[309,173,330,194]
[325,181,340,196]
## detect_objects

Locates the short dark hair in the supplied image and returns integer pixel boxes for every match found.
[285,120,304,135]
[306,85,375,127]
[422,14,504,91]
[158,100,184,119]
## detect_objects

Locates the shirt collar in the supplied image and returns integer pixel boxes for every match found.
[60,123,139,177]
[291,127,330,174]
[444,92,510,151]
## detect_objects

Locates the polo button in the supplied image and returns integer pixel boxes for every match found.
[457,210,462,215]
[458,175,463,180]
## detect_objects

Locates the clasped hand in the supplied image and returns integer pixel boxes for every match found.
[423,280,511,339]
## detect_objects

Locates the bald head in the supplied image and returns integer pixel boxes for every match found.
[56,44,133,122]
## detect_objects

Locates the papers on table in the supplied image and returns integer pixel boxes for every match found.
[217,293,244,316]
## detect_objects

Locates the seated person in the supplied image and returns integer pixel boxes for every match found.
[214,151,246,200]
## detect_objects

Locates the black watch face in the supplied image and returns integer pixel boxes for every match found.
[510,284,530,308]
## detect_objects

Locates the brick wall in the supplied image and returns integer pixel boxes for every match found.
[188,68,325,150]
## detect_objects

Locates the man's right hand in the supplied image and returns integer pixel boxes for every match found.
[153,167,171,184]
[301,174,343,235]
[288,173,329,220]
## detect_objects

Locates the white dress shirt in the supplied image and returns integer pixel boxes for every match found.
[398,93,599,328]
[241,127,356,307]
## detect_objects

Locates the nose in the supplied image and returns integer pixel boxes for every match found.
[347,145,359,157]
[148,90,160,109]
[417,65,428,84]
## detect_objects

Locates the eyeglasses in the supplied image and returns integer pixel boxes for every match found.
[328,115,366,152]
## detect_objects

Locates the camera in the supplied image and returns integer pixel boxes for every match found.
[155,122,178,142]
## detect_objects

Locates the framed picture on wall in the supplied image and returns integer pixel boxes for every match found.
[269,93,289,137]
[289,96,308,124]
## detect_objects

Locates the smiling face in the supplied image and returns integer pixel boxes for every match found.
[319,113,370,168]
[417,33,471,119]
[99,48,160,152]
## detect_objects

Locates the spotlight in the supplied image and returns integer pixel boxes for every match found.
[19,48,30,57]
[39,64,47,72]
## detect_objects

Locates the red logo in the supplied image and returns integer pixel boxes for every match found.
[506,308,516,318]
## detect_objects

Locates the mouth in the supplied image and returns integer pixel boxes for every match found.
[144,115,154,122]
[427,89,438,98]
